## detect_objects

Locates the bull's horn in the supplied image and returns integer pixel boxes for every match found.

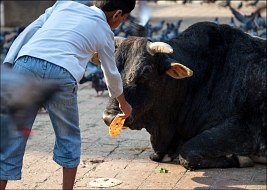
[114,37,126,48]
[147,41,173,56]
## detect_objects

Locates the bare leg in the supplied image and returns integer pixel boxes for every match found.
[0,180,7,190]
[62,167,77,190]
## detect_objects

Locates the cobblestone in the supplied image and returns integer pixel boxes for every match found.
[3,1,266,189]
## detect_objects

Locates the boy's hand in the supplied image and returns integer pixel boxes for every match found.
[118,100,132,118]
[116,93,132,118]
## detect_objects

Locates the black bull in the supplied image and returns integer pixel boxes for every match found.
[102,22,266,170]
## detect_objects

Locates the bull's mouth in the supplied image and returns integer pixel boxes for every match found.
[102,109,144,130]
[102,111,115,126]
[102,109,133,129]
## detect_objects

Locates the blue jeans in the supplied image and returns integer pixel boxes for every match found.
[0,56,81,180]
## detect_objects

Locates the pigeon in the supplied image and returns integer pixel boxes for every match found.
[246,0,259,7]
[0,37,5,53]
[250,28,258,36]
[86,61,99,76]
[123,20,135,37]
[164,23,175,34]
[1,67,61,152]
[80,62,103,85]
[73,0,93,6]
[124,21,148,37]
[152,20,165,33]
[146,24,154,41]
[126,14,136,22]
[2,25,27,59]
[229,17,237,27]
[91,73,108,97]
[237,1,243,9]
[213,17,220,25]
[12,24,26,34]
[0,31,11,46]
[6,32,19,44]
[174,19,183,30]
[0,31,10,37]
[2,41,13,61]
[113,21,125,36]
[147,0,158,3]
[152,32,164,42]
[160,30,170,41]
[218,0,231,8]
[256,12,266,28]
[229,5,264,32]
[259,27,266,38]
[79,74,92,84]
[167,29,178,40]
[0,31,9,53]
[201,0,217,4]
[167,19,183,39]
[182,0,193,4]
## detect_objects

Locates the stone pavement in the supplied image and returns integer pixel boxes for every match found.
[3,1,267,189]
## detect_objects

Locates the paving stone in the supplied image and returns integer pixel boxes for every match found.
[139,181,177,189]
[177,176,216,189]
[3,1,267,189]
[115,170,152,182]
[212,179,248,189]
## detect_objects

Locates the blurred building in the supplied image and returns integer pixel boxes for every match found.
[1,0,95,27]
[1,1,56,27]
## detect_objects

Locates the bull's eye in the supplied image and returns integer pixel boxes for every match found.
[142,74,148,80]
[136,68,151,84]
[136,75,149,84]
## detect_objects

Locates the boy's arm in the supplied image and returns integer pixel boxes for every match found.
[3,4,56,65]
[98,44,132,118]
[116,93,132,118]
[98,46,123,98]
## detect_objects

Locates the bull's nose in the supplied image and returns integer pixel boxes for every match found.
[102,109,117,126]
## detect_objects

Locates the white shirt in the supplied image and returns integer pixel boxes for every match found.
[4,1,123,98]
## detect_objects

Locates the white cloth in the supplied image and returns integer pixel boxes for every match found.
[4,1,123,98]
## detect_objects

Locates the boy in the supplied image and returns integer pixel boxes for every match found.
[1,0,135,189]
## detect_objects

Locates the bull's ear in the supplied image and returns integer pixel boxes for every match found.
[166,63,193,79]
[90,52,101,65]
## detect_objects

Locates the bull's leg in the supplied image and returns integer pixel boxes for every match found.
[149,128,176,162]
[149,135,170,162]
[179,124,255,170]
[161,134,184,162]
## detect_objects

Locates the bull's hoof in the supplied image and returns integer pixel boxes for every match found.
[234,155,254,167]
[162,154,172,162]
[173,156,180,163]
[249,154,267,164]
[149,153,163,162]
[179,155,194,170]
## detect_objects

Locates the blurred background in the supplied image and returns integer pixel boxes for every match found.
[0,0,266,63]
[0,1,265,188]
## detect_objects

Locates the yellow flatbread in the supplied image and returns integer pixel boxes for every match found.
[109,116,125,138]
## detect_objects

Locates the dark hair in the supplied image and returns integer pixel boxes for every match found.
[93,0,136,15]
